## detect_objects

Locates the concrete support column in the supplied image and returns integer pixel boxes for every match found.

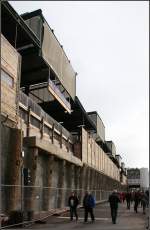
[80,165,87,202]
[92,170,96,193]
[74,166,82,203]
[43,155,54,211]
[89,169,93,191]
[86,167,90,191]
[70,164,75,189]
[6,129,22,212]
[66,163,75,203]
[24,147,38,212]
[57,160,66,208]
[94,172,98,200]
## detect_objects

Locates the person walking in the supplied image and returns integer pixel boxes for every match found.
[108,190,121,224]
[83,191,95,223]
[134,190,140,213]
[130,190,134,205]
[145,190,149,208]
[122,192,126,203]
[68,192,79,221]
[125,191,131,209]
[141,191,148,214]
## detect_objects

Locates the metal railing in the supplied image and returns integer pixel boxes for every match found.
[48,79,71,110]
[19,91,74,142]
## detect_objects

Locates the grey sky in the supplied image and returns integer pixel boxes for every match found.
[9,1,149,169]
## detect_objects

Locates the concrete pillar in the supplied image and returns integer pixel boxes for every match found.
[86,167,91,191]
[42,155,54,211]
[66,163,75,204]
[24,147,38,212]
[57,160,66,208]
[94,172,98,200]
[90,169,94,191]
[70,164,75,189]
[93,170,96,192]
[5,128,22,212]
[74,166,82,204]
[80,165,88,202]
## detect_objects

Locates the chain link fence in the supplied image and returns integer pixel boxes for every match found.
[1,184,111,227]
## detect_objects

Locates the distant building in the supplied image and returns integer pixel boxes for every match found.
[127,168,149,190]
[127,168,140,188]
[140,168,149,189]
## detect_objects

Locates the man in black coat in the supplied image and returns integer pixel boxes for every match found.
[134,191,141,213]
[68,192,79,221]
[108,190,121,224]
[125,192,131,209]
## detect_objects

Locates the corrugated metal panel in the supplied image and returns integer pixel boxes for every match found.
[42,22,76,100]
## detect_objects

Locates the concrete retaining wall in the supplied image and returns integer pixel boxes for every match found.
[1,123,126,215]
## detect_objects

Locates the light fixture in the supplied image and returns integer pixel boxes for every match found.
[77,124,85,128]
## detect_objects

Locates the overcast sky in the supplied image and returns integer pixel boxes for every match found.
[9,1,149,169]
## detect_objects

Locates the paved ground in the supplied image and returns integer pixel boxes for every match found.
[7,202,148,230]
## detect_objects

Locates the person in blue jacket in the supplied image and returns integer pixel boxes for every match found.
[83,191,95,223]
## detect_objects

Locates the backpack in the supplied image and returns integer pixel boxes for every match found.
[85,194,95,208]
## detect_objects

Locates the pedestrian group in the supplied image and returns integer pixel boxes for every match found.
[68,189,149,224]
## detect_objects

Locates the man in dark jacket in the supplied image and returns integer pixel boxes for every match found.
[141,191,148,214]
[134,190,140,213]
[83,191,95,223]
[68,192,79,221]
[108,190,120,224]
[125,191,131,209]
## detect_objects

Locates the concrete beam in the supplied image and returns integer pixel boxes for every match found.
[23,136,83,167]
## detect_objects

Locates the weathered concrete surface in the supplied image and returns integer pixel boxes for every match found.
[8,202,147,230]
[1,125,22,212]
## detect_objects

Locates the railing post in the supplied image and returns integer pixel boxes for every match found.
[67,138,69,152]
[40,117,44,139]
[51,124,55,144]
[60,128,63,148]
[27,106,31,137]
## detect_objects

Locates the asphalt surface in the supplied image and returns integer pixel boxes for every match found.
[6,202,148,230]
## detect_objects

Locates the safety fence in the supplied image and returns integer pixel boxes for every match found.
[1,184,112,228]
